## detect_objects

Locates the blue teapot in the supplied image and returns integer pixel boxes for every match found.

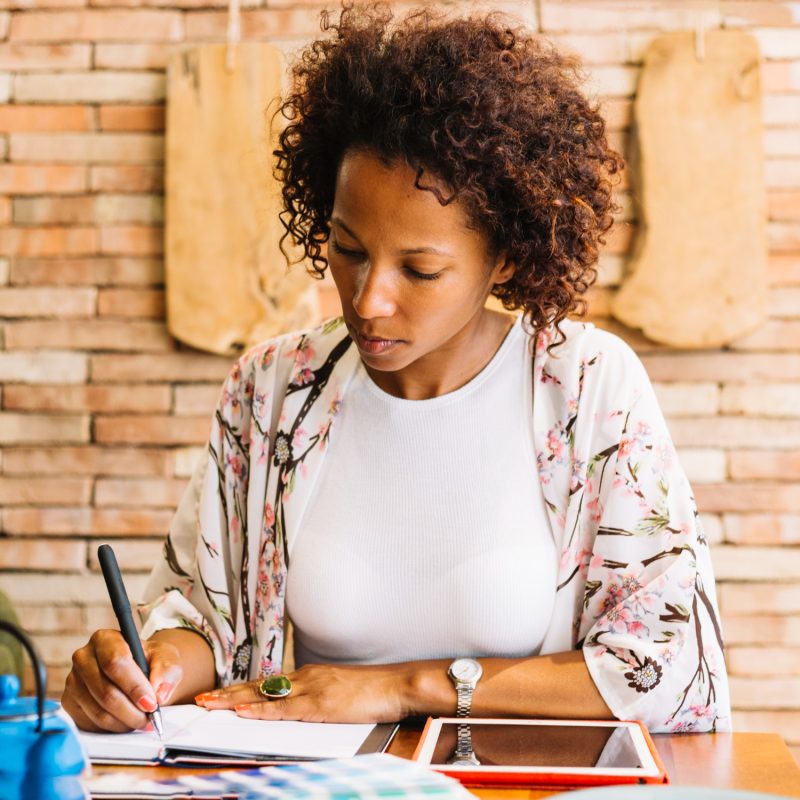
[0,620,87,800]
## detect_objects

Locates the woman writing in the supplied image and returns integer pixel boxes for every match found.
[62,3,730,735]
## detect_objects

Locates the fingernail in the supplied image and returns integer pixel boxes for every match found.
[143,722,155,732]
[157,683,173,704]
[137,695,157,713]
[235,703,251,713]
[195,692,218,705]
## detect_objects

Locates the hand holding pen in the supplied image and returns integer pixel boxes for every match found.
[60,546,184,734]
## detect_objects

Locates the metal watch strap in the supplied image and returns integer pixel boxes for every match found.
[455,722,473,755]
[455,683,473,717]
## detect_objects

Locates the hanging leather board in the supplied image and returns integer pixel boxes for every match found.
[611,30,767,348]
[166,43,319,356]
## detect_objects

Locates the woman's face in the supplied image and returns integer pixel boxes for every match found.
[327,150,514,398]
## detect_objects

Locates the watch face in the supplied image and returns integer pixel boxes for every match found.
[450,658,482,682]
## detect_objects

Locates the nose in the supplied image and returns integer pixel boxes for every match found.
[351,263,396,320]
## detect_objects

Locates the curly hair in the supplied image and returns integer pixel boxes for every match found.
[274,2,624,342]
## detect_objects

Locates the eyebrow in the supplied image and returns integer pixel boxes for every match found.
[330,216,454,258]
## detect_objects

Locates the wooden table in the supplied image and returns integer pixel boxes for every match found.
[93,729,800,798]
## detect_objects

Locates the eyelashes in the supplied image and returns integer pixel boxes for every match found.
[329,241,442,281]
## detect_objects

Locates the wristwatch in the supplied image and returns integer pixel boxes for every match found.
[448,723,481,766]
[447,657,483,718]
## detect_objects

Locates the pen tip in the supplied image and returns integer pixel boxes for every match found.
[151,708,165,740]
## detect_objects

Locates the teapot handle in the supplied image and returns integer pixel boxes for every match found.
[0,619,46,732]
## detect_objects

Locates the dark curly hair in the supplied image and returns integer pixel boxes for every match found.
[274,2,624,342]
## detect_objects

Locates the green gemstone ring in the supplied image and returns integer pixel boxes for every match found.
[258,674,293,700]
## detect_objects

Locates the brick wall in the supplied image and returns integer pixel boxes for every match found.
[0,0,799,762]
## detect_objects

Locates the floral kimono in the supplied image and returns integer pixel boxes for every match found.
[139,316,731,733]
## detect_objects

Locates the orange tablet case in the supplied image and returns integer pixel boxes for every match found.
[411,717,670,789]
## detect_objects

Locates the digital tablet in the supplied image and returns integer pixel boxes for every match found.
[412,717,669,788]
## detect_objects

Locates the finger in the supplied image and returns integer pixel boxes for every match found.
[76,641,149,730]
[144,641,184,706]
[63,670,138,733]
[91,630,159,716]
[195,680,264,708]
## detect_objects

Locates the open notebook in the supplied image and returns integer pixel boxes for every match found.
[79,704,396,766]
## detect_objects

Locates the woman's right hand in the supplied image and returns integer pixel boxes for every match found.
[61,629,183,733]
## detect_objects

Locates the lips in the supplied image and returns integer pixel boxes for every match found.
[350,327,403,356]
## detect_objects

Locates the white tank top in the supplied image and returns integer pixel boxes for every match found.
[286,316,557,666]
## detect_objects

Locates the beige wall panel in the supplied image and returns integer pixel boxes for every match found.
[612,30,768,348]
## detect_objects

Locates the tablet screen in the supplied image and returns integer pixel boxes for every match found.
[430,722,644,769]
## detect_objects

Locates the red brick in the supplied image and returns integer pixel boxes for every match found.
[9,257,163,286]
[766,130,800,159]
[729,451,800,481]
[94,43,169,70]
[171,445,204,477]
[9,10,183,42]
[721,383,800,416]
[0,413,89,444]
[723,513,800,545]
[671,417,800,449]
[2,506,173,536]
[770,221,800,250]
[767,161,800,191]
[0,164,86,194]
[97,288,164,318]
[10,132,163,163]
[90,165,163,193]
[94,414,208,445]
[540,1,721,32]
[652,382,719,416]
[173,384,220,415]
[13,604,83,634]
[0,476,91,505]
[722,2,800,27]
[641,352,800,382]
[15,71,164,104]
[95,478,187,507]
[185,8,329,40]
[0,104,92,132]
[0,286,95,316]
[762,61,800,93]
[770,255,800,285]
[83,605,117,631]
[724,615,800,646]
[696,483,800,513]
[713,543,800,581]
[764,95,800,126]
[0,227,97,258]
[0,351,88,383]
[0,539,86,571]
[91,352,230,383]
[729,647,800,677]
[13,194,162,225]
[729,676,800,710]
[318,286,341,319]
[770,191,800,222]
[87,538,164,573]
[2,446,169,476]
[719,583,800,616]
[34,633,97,667]
[0,571,148,604]
[4,320,171,351]
[769,287,800,318]
[731,321,800,351]
[99,225,162,256]
[98,104,165,132]
[3,383,171,412]
[0,197,10,226]
[546,31,629,65]
[0,43,91,71]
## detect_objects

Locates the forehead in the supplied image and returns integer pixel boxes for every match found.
[333,150,477,241]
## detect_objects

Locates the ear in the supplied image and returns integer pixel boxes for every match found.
[490,251,516,286]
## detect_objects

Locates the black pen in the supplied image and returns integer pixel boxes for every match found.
[98,544,164,739]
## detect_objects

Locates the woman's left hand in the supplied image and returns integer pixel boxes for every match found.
[194,663,417,723]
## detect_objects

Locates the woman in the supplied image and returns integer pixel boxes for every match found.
[62,3,730,736]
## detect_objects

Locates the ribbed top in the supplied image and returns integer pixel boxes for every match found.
[286,317,557,666]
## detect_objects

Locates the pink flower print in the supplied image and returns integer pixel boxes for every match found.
[264,502,275,529]
[292,367,314,386]
[604,605,632,634]
[226,454,244,479]
[627,620,648,637]
[621,573,643,597]
[287,340,315,367]
[257,567,271,599]
[618,438,634,458]
[689,704,714,720]
[260,345,276,370]
[547,429,565,460]
[329,394,342,416]
[589,553,604,570]
[292,426,308,452]
[586,495,602,522]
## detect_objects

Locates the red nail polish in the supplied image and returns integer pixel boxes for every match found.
[137,695,157,713]
[235,703,251,712]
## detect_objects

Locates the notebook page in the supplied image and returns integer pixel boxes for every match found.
[80,704,208,763]
[167,709,376,759]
